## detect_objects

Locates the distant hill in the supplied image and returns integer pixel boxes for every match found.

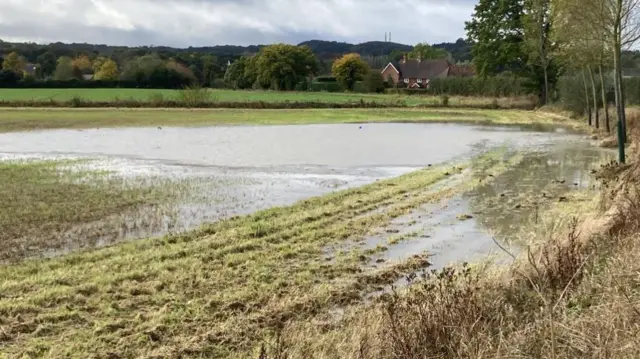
[299,39,473,63]
[0,38,472,64]
[298,40,413,58]
[432,39,473,63]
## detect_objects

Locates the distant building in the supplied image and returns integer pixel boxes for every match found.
[22,63,38,77]
[82,74,95,81]
[381,56,475,88]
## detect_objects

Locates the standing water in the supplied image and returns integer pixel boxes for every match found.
[0,123,610,261]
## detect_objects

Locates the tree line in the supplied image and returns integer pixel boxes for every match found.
[0,37,475,89]
[466,0,640,161]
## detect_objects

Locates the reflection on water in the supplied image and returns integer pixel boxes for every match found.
[468,143,611,240]
[359,141,613,272]
[0,123,606,260]
[0,123,578,168]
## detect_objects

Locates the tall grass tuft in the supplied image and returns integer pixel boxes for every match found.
[177,85,216,107]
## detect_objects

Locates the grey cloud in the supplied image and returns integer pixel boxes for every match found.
[0,0,476,46]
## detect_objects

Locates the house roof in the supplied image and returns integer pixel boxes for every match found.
[393,59,451,79]
[23,63,37,75]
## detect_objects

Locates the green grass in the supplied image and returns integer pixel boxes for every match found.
[0,149,523,358]
[0,108,578,133]
[0,160,174,263]
[0,88,531,107]
[0,88,388,102]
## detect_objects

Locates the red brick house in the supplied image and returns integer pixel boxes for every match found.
[381,57,474,88]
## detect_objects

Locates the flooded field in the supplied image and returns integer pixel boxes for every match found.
[0,122,610,263]
[0,121,617,358]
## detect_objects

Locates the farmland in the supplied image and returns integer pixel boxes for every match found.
[0,107,578,133]
[0,88,536,109]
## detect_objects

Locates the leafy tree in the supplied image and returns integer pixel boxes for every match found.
[387,49,405,63]
[332,53,370,91]
[53,56,75,80]
[465,0,526,76]
[201,55,221,86]
[2,52,26,74]
[253,44,318,90]
[119,55,195,88]
[409,43,450,60]
[523,0,554,104]
[364,70,386,93]
[37,51,57,78]
[552,0,640,143]
[72,55,93,78]
[224,56,255,89]
[433,38,474,62]
[92,57,107,73]
[120,54,165,83]
[466,0,559,104]
[166,59,198,85]
[94,59,119,80]
[0,69,21,85]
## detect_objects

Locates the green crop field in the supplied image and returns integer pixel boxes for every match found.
[0,88,400,103]
[0,88,535,108]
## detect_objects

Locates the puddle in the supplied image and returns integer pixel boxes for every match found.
[351,141,613,286]
[0,123,606,259]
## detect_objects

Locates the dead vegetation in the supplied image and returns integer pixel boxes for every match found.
[0,150,524,359]
[259,148,640,359]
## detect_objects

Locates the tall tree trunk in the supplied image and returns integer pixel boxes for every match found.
[588,66,599,129]
[613,9,626,163]
[615,43,627,143]
[599,64,610,133]
[543,65,549,105]
[582,69,592,126]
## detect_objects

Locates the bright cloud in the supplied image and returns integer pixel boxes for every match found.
[0,0,476,46]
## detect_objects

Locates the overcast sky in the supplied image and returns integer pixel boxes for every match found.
[0,0,476,47]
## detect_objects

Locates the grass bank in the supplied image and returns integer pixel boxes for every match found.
[258,157,640,358]
[0,149,525,358]
[0,108,577,133]
[0,88,536,109]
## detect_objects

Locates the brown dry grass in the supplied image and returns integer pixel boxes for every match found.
[0,150,524,359]
[259,148,640,359]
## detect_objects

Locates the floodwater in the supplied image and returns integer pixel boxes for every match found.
[358,143,611,272]
[0,123,611,264]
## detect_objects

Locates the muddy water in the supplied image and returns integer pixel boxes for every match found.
[0,123,606,259]
[361,143,612,276]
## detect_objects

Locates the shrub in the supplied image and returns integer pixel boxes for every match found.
[177,85,214,107]
[352,81,368,93]
[309,81,341,92]
[364,71,386,93]
[440,94,450,107]
[315,76,337,83]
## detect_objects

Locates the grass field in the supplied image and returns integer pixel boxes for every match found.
[0,108,578,133]
[0,160,176,263]
[0,88,535,108]
[0,149,521,358]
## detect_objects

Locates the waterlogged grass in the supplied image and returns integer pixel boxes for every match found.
[0,160,176,262]
[0,149,520,358]
[0,108,577,133]
[261,164,615,359]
